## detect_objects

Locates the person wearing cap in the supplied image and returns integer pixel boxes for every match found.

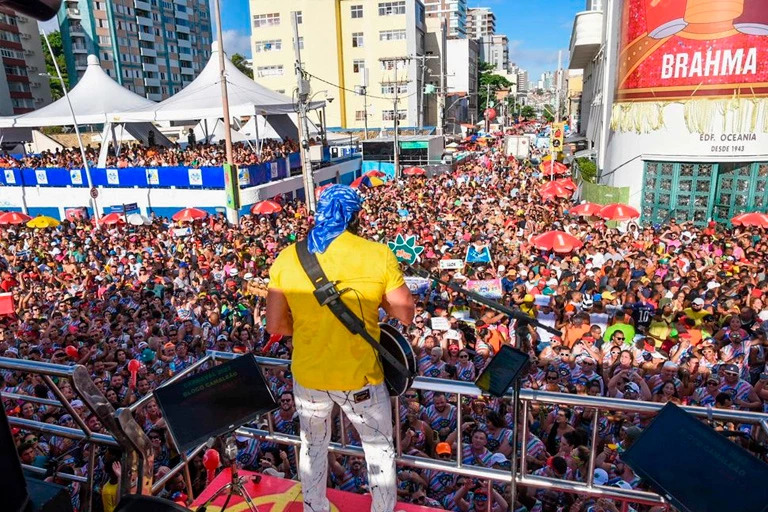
[267,185,414,512]
[683,297,710,326]
[719,362,761,410]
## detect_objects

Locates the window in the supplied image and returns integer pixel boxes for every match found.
[351,32,363,48]
[382,109,406,121]
[257,65,283,77]
[4,65,27,77]
[98,35,111,45]
[253,13,280,28]
[254,39,282,52]
[352,59,365,73]
[355,110,366,121]
[381,83,407,95]
[0,31,20,43]
[295,11,302,24]
[379,29,406,41]
[378,1,405,15]
[380,59,406,71]
[292,36,304,50]
[0,48,23,59]
[351,5,363,18]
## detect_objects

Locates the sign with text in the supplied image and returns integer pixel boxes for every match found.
[465,244,492,264]
[431,317,451,331]
[387,234,424,265]
[439,259,464,270]
[404,276,431,295]
[466,279,503,299]
[617,0,768,103]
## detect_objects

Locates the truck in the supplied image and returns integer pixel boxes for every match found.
[504,135,530,160]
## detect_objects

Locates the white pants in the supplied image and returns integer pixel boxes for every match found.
[293,380,396,512]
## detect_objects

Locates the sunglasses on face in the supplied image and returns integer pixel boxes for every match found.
[724,372,739,377]
[404,393,418,398]
[459,355,469,359]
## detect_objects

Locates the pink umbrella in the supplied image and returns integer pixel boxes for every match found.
[250,200,283,215]
[554,178,577,191]
[731,211,768,228]
[172,207,208,222]
[97,212,126,226]
[569,202,603,217]
[598,203,640,221]
[0,211,31,225]
[539,182,572,201]
[531,230,584,253]
[402,166,426,176]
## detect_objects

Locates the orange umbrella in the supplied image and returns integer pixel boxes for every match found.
[568,202,602,217]
[172,207,208,222]
[731,211,768,228]
[250,200,283,215]
[539,181,572,201]
[0,211,31,225]
[402,166,426,176]
[598,203,640,221]
[97,212,126,226]
[538,161,569,175]
[531,231,583,253]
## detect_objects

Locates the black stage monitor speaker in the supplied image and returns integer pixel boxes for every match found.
[0,405,29,512]
[475,344,530,397]
[115,495,190,512]
[0,1,62,21]
[154,353,277,453]
[25,478,74,512]
[622,402,768,512]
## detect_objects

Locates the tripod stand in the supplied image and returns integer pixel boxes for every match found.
[196,436,262,512]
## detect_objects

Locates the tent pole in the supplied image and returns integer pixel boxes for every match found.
[233,117,255,151]
[254,109,261,158]
[42,29,100,228]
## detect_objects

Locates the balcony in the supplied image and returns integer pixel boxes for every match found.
[147,92,163,101]
[176,24,189,34]
[142,62,158,72]
[69,23,84,35]
[134,0,152,10]
[138,31,155,42]
[67,8,81,18]
[144,76,161,87]
[177,38,191,48]
[569,10,603,70]
[175,10,189,20]
[140,46,157,57]
[72,44,88,54]
[180,66,193,75]
[136,15,153,26]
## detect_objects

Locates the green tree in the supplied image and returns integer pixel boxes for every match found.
[477,61,512,117]
[542,104,555,123]
[231,53,253,79]
[520,105,536,120]
[41,31,67,100]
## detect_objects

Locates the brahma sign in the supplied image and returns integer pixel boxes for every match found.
[617,0,768,102]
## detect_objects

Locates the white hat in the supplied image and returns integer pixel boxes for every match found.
[229,268,239,276]
[243,273,254,281]
[692,298,705,306]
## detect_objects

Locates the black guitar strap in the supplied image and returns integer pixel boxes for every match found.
[294,239,413,378]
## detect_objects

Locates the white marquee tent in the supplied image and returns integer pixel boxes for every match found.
[192,118,247,145]
[0,55,157,128]
[238,114,320,141]
[111,42,322,123]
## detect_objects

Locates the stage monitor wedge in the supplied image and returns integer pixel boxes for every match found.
[622,402,768,512]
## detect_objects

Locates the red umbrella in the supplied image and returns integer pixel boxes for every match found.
[569,202,602,217]
[364,170,386,178]
[531,230,584,253]
[0,211,31,225]
[250,200,283,215]
[97,212,126,226]
[538,161,569,175]
[731,211,768,228]
[539,182,572,201]
[172,207,208,222]
[598,203,640,221]
[402,166,426,176]
[554,177,577,191]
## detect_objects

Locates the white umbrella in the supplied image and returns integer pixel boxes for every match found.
[127,213,151,226]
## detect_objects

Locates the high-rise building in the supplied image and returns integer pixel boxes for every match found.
[516,69,528,92]
[248,0,427,129]
[423,0,466,38]
[0,7,52,115]
[466,7,494,40]
[479,33,507,73]
[58,0,213,101]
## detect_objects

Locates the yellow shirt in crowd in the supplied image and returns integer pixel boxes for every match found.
[268,231,405,391]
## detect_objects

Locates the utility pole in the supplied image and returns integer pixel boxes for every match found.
[362,68,369,139]
[214,0,238,224]
[550,49,562,180]
[437,19,446,135]
[485,83,491,132]
[381,56,411,178]
[293,12,316,211]
[411,54,440,131]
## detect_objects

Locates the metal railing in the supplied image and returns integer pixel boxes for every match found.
[5,352,768,512]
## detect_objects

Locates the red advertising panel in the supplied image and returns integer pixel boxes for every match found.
[617,0,768,102]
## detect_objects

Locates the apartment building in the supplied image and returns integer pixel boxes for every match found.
[466,7,494,39]
[248,0,426,129]
[479,33,507,73]
[423,0,466,38]
[0,7,52,115]
[58,0,213,101]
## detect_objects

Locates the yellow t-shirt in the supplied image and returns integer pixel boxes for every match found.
[268,231,406,391]
[101,481,119,512]
[682,308,709,326]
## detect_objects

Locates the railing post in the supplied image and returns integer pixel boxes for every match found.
[456,392,463,469]
[586,407,600,487]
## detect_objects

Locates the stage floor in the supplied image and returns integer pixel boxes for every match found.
[193,468,443,512]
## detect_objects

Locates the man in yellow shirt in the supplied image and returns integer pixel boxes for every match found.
[267,185,414,512]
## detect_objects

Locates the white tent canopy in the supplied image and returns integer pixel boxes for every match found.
[192,118,247,144]
[0,55,156,128]
[238,114,320,141]
[111,41,322,123]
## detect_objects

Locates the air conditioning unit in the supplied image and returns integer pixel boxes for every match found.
[20,33,31,40]
[17,16,29,23]
[28,66,38,72]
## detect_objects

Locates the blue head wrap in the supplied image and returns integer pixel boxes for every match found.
[307,185,362,254]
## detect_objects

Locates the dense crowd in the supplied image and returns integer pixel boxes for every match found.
[0,137,301,170]
[1,132,768,512]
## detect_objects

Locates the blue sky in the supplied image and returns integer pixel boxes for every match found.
[215,0,584,81]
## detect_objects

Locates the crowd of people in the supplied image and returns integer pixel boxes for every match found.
[0,137,301,170]
[2,130,768,512]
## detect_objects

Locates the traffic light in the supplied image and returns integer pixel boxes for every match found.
[550,122,565,153]
[0,0,62,20]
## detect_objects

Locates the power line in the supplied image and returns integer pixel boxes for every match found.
[303,70,418,101]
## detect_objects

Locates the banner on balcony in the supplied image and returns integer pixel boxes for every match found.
[613,0,768,134]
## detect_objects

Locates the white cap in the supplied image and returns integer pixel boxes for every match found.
[692,298,705,306]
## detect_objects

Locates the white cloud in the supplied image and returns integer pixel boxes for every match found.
[222,29,252,58]
[38,17,60,34]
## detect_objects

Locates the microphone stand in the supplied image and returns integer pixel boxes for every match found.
[406,264,562,509]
